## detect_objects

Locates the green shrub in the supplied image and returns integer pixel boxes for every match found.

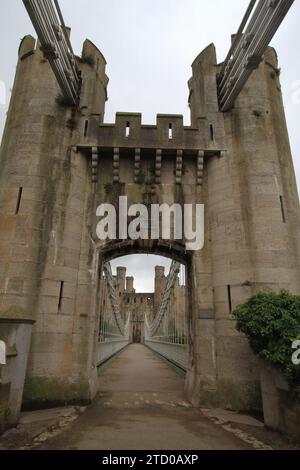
[233,290,300,399]
[104,182,113,195]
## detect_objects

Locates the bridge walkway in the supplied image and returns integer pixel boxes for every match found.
[39,344,252,450]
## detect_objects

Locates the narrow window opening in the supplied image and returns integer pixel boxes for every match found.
[15,187,23,215]
[210,124,214,141]
[58,281,64,312]
[126,122,130,137]
[280,196,286,223]
[227,285,232,313]
[169,123,173,140]
[84,120,89,137]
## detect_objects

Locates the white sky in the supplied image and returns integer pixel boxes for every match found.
[0,1,299,291]
[111,254,172,293]
[110,255,186,293]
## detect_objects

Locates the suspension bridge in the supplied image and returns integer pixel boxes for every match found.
[98,260,188,371]
[0,0,298,443]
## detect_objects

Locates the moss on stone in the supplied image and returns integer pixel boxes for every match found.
[104,182,113,195]
[4,407,11,419]
[22,377,92,410]
[199,379,262,413]
[279,390,300,440]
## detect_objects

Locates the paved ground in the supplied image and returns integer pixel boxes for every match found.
[1,344,298,450]
[36,344,255,450]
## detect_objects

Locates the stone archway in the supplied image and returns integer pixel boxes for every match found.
[92,240,196,400]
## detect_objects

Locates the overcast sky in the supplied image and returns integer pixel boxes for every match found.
[0,1,299,291]
[111,255,171,293]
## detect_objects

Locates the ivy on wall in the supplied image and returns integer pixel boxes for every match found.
[233,291,300,400]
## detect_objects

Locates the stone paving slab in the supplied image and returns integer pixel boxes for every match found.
[0,406,85,450]
[37,345,253,450]
[0,344,297,450]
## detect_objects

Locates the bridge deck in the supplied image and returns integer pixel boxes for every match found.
[99,343,184,400]
[38,344,251,450]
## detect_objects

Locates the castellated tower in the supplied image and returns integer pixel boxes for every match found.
[126,277,135,293]
[0,26,299,432]
[116,267,126,296]
[0,34,108,428]
[186,44,300,406]
[154,266,166,313]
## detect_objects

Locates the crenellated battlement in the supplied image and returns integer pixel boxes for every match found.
[77,111,225,186]
[97,113,205,151]
[79,111,222,152]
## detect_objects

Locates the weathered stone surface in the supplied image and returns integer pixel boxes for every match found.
[0,26,299,441]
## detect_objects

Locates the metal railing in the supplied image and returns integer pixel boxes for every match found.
[144,261,188,371]
[97,262,130,366]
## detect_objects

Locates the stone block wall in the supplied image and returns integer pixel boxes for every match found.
[0,28,299,435]
[260,361,300,440]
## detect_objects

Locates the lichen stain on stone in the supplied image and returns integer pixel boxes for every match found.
[22,377,91,409]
